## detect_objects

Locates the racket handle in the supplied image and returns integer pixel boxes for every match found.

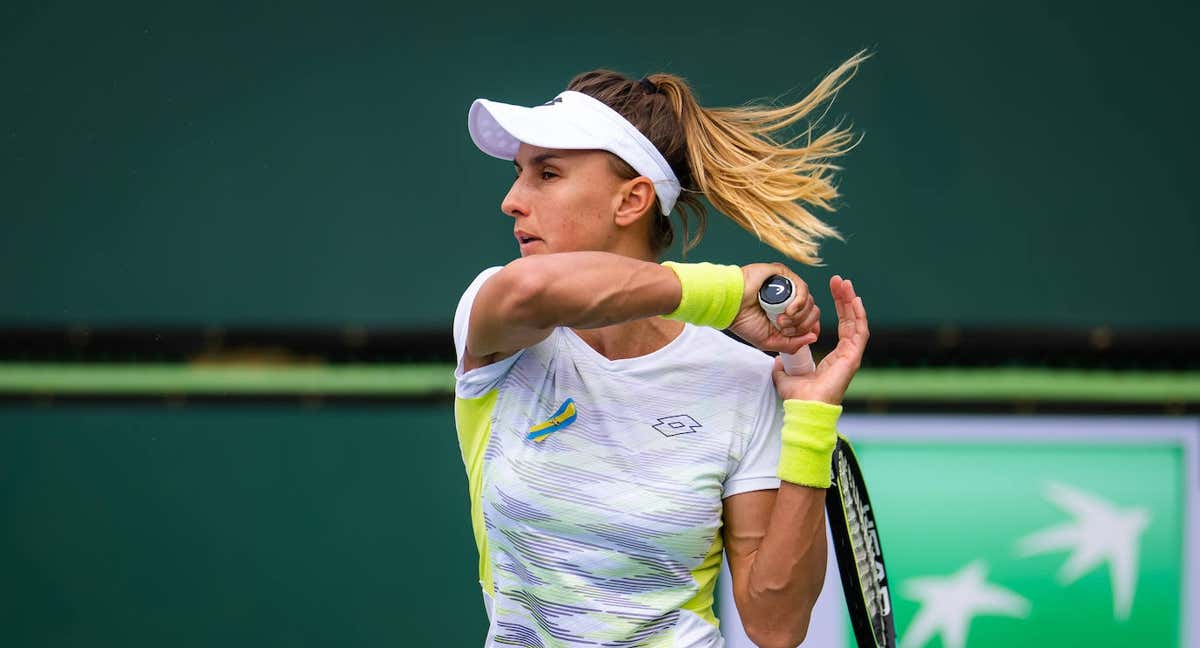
[758,274,817,376]
[780,346,816,375]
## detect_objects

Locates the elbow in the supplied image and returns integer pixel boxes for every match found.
[743,618,811,648]
[742,556,825,646]
[742,585,817,648]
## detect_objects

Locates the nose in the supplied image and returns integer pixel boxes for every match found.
[501,179,528,219]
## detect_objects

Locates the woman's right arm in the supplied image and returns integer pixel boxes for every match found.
[463,251,684,369]
[463,252,821,372]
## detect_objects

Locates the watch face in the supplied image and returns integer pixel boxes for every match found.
[759,275,793,305]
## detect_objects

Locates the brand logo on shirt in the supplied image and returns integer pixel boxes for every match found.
[652,414,702,437]
[527,398,577,443]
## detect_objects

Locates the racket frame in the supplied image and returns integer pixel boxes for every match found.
[825,435,897,648]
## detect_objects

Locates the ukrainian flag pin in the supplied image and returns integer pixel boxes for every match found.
[526,398,577,443]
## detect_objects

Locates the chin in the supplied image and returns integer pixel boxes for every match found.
[518,241,550,256]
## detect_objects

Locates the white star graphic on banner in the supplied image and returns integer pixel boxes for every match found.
[900,560,1029,648]
[1016,481,1151,620]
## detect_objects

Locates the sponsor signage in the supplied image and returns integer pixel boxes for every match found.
[720,415,1198,648]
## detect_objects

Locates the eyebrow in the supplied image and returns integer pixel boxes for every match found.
[514,153,565,168]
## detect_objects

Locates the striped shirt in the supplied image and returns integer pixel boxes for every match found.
[454,267,783,647]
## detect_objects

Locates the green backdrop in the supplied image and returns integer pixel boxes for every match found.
[0,405,486,646]
[3,0,1197,329]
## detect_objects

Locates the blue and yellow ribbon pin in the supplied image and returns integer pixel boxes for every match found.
[527,398,577,443]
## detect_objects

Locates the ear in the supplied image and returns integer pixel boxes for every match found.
[613,176,658,228]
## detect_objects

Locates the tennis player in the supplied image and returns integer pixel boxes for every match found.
[454,53,871,648]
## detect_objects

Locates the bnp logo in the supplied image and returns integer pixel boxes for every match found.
[900,482,1151,648]
[1016,482,1151,622]
[855,441,1181,648]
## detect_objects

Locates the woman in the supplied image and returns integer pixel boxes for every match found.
[454,52,871,648]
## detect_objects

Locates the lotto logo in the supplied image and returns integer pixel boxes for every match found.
[652,415,702,437]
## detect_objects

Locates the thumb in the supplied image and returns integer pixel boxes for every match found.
[771,355,788,386]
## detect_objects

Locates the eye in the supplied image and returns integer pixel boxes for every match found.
[540,170,558,180]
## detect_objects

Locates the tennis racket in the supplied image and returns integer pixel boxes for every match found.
[759,275,896,648]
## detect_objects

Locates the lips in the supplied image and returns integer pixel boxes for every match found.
[515,230,542,245]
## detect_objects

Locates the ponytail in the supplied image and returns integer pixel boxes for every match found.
[568,50,870,265]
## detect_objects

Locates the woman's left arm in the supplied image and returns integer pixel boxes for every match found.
[722,275,870,648]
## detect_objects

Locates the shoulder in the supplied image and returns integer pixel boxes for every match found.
[682,326,776,382]
[453,266,506,359]
[459,266,504,302]
[454,267,504,324]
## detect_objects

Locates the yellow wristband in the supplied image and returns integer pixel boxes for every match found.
[661,261,743,330]
[778,400,841,488]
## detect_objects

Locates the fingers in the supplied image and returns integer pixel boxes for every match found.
[756,326,816,355]
[796,304,821,336]
[830,277,869,358]
[777,291,820,337]
[837,276,868,343]
[785,286,812,316]
[770,355,787,387]
[773,332,816,353]
[832,277,856,330]
[852,292,869,345]
[793,332,817,348]
[773,276,869,404]
[830,275,848,317]
[776,274,867,345]
[778,304,820,337]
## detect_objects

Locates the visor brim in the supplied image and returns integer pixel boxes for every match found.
[468,98,606,160]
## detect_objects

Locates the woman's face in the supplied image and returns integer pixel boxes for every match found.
[502,143,632,257]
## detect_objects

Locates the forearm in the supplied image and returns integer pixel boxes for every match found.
[740,482,828,647]
[467,252,682,357]
[731,274,868,647]
[520,252,682,329]
[736,400,840,647]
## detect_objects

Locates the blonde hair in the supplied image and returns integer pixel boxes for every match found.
[567,50,870,265]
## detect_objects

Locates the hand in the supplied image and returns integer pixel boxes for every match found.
[728,263,820,355]
[772,275,869,405]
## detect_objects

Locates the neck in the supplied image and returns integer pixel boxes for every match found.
[572,317,684,361]
[572,232,668,359]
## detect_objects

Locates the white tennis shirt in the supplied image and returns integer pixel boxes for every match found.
[453,267,784,647]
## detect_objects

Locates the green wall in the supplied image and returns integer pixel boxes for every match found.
[3,1,1196,328]
[0,405,486,646]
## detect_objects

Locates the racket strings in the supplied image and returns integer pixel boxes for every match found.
[838,452,887,644]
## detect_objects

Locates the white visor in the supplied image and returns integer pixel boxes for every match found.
[468,90,681,215]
